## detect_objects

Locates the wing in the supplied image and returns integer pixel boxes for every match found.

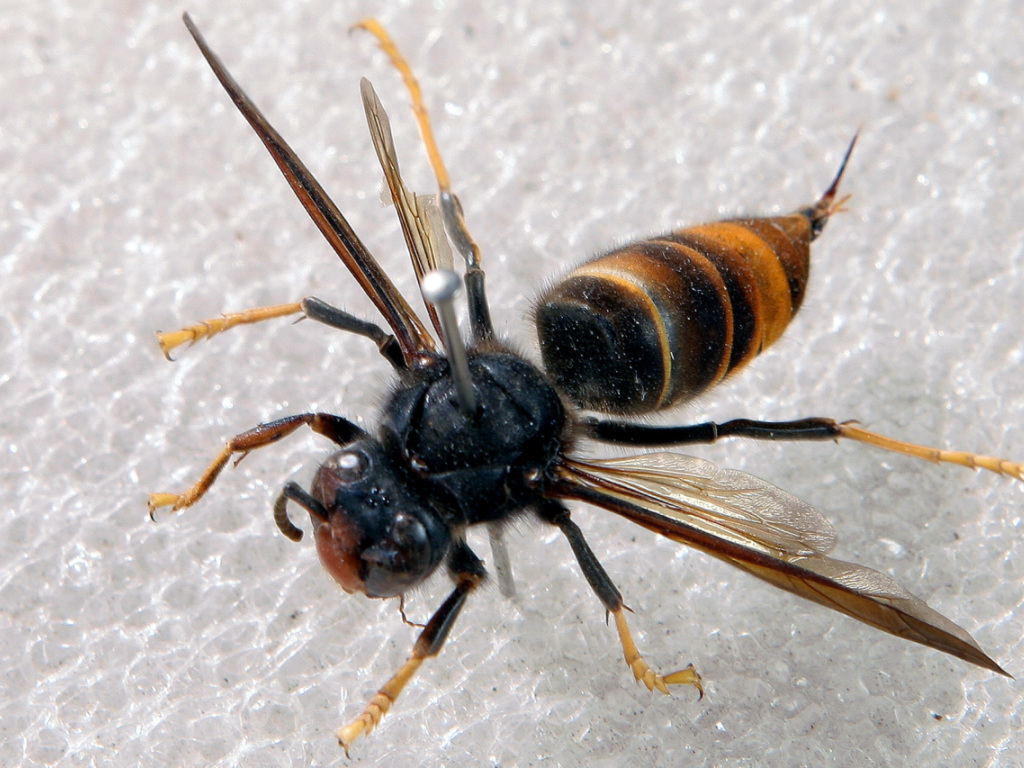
[360,78,454,341]
[555,453,1007,675]
[562,452,837,557]
[182,15,435,365]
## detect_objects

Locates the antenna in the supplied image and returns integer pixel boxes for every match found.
[420,269,477,417]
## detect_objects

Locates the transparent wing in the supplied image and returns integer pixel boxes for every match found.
[564,453,837,558]
[361,78,453,340]
[556,454,1006,674]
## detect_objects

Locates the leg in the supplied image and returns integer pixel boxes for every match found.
[537,500,703,697]
[584,416,1023,480]
[300,297,404,370]
[337,541,485,753]
[584,416,844,445]
[839,422,1023,479]
[157,302,303,359]
[157,296,405,369]
[149,412,363,515]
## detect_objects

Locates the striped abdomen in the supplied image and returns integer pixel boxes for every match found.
[535,140,854,415]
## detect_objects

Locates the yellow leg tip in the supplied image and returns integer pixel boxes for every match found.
[336,694,391,752]
[147,493,181,513]
[156,329,197,359]
[629,658,704,696]
[613,608,703,698]
[336,719,368,755]
[664,664,705,699]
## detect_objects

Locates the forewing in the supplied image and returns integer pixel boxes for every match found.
[556,454,1006,674]
[724,551,1005,673]
[563,453,837,557]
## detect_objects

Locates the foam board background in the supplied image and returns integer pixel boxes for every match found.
[2,1,1022,765]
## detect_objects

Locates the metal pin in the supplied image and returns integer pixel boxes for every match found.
[420,269,477,417]
[486,522,517,599]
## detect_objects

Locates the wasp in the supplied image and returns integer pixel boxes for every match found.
[151,14,1020,752]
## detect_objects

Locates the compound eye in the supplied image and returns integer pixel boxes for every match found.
[361,511,447,598]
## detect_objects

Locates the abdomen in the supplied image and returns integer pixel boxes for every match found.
[534,138,856,415]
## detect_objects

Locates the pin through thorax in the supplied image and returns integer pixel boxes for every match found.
[420,269,477,418]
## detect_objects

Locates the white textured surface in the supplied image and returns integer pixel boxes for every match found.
[3,1,1023,766]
